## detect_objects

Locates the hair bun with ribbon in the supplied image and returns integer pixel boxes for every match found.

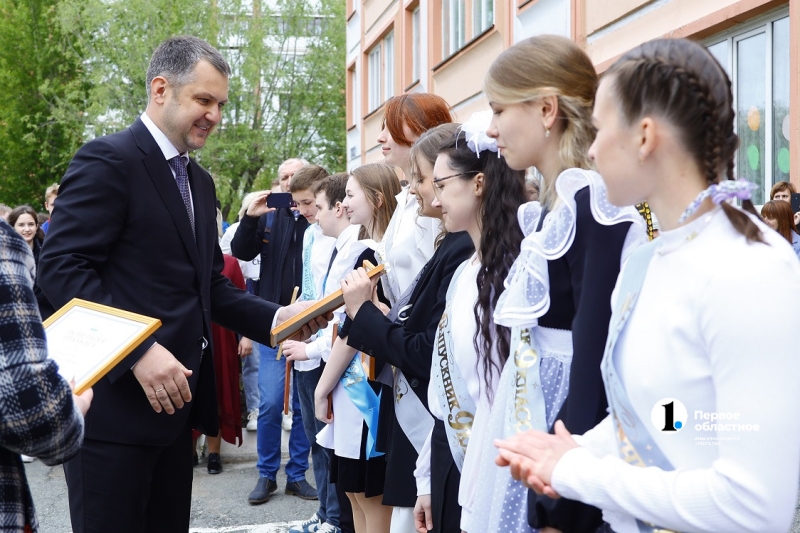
[459,110,497,158]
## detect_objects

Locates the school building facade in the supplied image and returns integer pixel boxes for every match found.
[345,0,799,204]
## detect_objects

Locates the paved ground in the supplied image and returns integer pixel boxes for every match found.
[26,425,800,532]
[27,426,319,532]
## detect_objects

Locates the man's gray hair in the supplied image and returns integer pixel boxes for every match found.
[146,36,232,99]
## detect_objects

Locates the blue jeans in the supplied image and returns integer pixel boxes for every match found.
[295,364,340,526]
[242,350,259,412]
[242,278,260,412]
[256,343,310,482]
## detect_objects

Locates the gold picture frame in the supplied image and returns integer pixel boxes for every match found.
[270,261,385,346]
[43,298,162,394]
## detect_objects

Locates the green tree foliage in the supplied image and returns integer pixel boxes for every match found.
[54,0,346,220]
[0,0,87,208]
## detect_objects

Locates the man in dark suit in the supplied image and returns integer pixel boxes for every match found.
[37,36,327,533]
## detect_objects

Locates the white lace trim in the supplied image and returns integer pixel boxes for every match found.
[494,168,647,327]
[537,326,573,364]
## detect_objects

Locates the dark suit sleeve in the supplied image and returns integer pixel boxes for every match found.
[346,235,472,379]
[530,189,630,532]
[230,214,264,262]
[37,138,159,380]
[209,238,279,346]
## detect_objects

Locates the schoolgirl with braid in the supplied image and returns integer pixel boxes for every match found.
[495,38,800,533]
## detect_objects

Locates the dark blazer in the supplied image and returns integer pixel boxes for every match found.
[529,186,632,532]
[230,206,308,305]
[38,118,280,447]
[346,231,474,506]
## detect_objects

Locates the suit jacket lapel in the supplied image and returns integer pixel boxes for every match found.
[132,119,203,275]
[187,160,211,272]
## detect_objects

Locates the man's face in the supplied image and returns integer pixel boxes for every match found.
[278,160,304,192]
[157,60,229,153]
[774,189,791,203]
[292,189,318,223]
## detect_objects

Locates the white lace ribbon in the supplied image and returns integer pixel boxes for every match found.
[494,168,647,327]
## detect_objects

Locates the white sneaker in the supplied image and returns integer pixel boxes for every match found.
[246,408,258,431]
[21,455,34,463]
[288,513,322,533]
[282,412,293,432]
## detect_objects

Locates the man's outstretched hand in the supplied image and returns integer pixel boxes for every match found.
[276,300,334,343]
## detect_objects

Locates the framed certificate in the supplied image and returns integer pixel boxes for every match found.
[270,262,385,345]
[43,299,161,394]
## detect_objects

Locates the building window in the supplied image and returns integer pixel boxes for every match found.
[348,66,357,127]
[473,0,493,36]
[707,12,790,205]
[367,31,396,114]
[384,32,395,101]
[368,46,382,113]
[412,8,421,81]
[442,0,493,59]
[442,0,466,58]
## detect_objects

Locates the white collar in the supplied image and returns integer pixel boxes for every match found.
[140,111,187,163]
[334,224,360,251]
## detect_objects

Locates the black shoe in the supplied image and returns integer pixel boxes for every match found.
[192,453,199,467]
[285,479,318,500]
[248,477,278,505]
[207,453,222,474]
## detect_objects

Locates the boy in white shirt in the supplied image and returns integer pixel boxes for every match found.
[284,173,352,533]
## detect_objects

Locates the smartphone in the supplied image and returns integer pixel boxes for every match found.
[791,193,800,214]
[267,192,296,209]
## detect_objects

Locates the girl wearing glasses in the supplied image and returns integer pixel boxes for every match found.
[460,35,647,533]
[336,123,474,533]
[411,111,525,533]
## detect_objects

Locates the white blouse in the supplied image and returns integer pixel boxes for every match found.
[381,187,439,306]
[552,208,800,532]
[415,255,501,497]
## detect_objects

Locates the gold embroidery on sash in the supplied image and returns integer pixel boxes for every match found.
[437,312,474,449]
[616,418,679,533]
[512,328,538,433]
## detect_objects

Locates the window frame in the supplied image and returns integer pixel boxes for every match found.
[384,31,395,101]
[704,8,790,205]
[367,45,382,113]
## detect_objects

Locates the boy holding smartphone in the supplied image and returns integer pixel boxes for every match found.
[231,159,317,505]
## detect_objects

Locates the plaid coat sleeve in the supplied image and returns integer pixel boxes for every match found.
[0,220,84,465]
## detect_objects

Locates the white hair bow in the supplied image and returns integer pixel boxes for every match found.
[459,110,497,158]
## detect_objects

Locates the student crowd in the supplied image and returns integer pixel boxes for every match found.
[2,32,799,533]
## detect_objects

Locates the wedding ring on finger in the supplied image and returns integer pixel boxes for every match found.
[155,387,165,393]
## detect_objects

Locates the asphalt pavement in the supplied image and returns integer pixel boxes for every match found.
[25,426,800,532]
[27,426,318,532]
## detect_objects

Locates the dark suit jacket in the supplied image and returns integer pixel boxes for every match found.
[230,206,307,305]
[38,118,280,447]
[528,187,631,532]
[346,231,474,506]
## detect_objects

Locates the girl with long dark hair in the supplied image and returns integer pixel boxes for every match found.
[495,37,800,533]
[411,112,525,532]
